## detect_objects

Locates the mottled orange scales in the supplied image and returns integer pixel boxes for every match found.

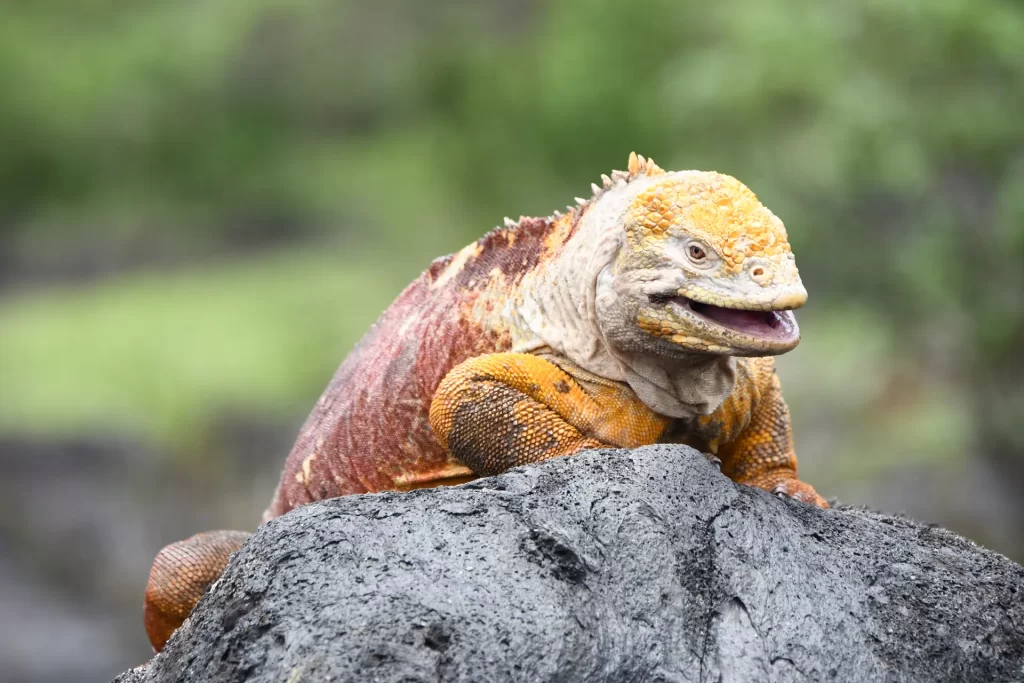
[144,530,250,652]
[692,358,827,507]
[430,353,670,474]
[627,173,793,275]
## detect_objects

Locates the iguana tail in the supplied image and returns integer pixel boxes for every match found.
[143,529,250,652]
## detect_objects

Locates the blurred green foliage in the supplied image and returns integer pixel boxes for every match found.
[0,0,1022,515]
[0,250,404,444]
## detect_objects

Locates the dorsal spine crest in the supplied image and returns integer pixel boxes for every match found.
[497,152,666,233]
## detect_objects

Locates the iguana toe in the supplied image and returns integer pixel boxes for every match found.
[770,477,829,508]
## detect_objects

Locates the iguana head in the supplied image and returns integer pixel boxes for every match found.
[592,153,806,358]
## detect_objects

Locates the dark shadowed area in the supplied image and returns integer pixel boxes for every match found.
[0,1,1022,680]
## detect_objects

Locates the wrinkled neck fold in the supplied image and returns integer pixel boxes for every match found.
[517,182,737,420]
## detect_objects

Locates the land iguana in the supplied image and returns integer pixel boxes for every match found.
[143,153,827,652]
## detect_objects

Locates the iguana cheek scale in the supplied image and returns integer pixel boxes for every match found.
[143,153,826,652]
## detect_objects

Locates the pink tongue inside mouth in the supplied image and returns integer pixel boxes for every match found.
[688,300,781,335]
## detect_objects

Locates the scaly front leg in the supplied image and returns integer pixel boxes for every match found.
[716,365,827,508]
[430,352,669,474]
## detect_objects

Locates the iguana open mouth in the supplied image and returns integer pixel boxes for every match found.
[661,295,798,343]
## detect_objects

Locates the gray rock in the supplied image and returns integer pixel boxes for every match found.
[115,445,1024,683]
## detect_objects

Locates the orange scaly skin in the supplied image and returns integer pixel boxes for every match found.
[430,353,670,474]
[143,530,250,652]
[143,153,826,652]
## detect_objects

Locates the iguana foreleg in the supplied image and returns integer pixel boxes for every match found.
[716,369,827,507]
[429,352,670,474]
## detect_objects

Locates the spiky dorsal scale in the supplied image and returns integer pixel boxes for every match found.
[428,152,667,293]
[576,151,666,210]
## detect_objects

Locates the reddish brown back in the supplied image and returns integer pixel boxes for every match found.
[264,216,565,518]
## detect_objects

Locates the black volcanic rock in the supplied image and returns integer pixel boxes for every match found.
[115,445,1024,683]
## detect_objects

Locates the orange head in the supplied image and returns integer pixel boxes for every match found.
[593,154,807,357]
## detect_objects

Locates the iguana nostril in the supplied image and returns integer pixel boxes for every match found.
[748,264,773,285]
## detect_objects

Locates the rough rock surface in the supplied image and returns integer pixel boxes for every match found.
[115,445,1024,683]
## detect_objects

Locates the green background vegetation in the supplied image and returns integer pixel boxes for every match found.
[1,0,1022,678]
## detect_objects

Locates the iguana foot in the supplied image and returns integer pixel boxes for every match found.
[144,529,250,652]
[745,472,828,508]
[772,477,828,507]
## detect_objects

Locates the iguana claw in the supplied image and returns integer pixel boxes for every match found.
[771,478,829,508]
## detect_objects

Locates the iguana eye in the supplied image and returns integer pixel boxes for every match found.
[688,244,707,261]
